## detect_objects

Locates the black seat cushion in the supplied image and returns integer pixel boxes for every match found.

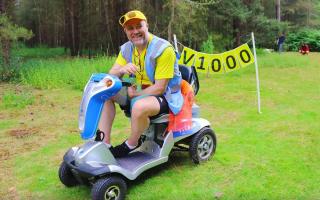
[178,65,200,95]
[179,65,192,83]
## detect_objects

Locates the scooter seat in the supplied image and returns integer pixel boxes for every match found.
[150,113,169,123]
[150,103,200,124]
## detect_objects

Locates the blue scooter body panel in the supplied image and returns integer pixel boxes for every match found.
[80,73,122,140]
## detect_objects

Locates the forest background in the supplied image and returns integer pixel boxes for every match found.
[1,0,320,79]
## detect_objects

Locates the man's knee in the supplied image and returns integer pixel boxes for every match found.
[131,98,159,117]
[131,100,148,117]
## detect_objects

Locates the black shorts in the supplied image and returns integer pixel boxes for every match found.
[119,95,169,118]
[153,95,169,116]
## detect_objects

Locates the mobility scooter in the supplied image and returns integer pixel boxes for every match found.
[58,65,217,200]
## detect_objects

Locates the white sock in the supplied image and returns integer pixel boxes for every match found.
[125,140,136,149]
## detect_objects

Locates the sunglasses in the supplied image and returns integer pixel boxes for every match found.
[119,11,138,26]
[119,11,146,26]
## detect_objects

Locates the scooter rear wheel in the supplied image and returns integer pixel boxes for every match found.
[58,161,79,187]
[92,176,127,200]
[189,127,216,164]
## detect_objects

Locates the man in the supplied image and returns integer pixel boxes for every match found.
[98,10,183,158]
[277,33,286,53]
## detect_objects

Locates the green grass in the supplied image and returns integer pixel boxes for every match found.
[0,52,319,199]
[19,57,115,90]
[0,91,35,109]
[12,46,67,59]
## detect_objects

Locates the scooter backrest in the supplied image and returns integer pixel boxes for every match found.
[178,65,200,95]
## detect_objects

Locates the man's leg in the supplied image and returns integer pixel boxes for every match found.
[98,100,116,144]
[110,96,161,157]
[128,96,160,146]
[279,43,284,52]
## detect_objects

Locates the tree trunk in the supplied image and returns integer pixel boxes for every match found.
[107,0,128,54]
[33,0,42,45]
[1,39,10,67]
[65,0,80,56]
[70,1,76,55]
[167,0,175,42]
[0,0,11,69]
[276,0,280,22]
[63,0,70,53]
[0,0,4,13]
[233,17,241,48]
[102,0,114,55]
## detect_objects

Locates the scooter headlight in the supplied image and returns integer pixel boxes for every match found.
[105,78,113,87]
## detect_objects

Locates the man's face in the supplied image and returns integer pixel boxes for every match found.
[124,19,149,48]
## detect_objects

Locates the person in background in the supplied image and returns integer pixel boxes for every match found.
[299,43,310,55]
[97,10,183,158]
[277,33,286,53]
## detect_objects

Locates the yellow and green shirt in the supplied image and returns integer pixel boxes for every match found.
[115,34,176,85]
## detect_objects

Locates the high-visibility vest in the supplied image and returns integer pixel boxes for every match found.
[120,35,183,115]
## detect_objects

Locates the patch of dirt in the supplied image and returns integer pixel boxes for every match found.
[214,191,224,199]
[7,128,38,139]
[6,187,20,200]
[69,129,78,133]
[0,149,10,160]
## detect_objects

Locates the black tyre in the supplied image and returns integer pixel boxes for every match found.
[189,127,217,164]
[58,161,79,187]
[92,176,127,200]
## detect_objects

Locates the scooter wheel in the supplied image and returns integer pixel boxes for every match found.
[58,161,79,187]
[92,176,127,200]
[189,127,217,164]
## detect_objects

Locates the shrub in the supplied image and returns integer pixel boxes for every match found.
[0,49,23,82]
[200,35,215,53]
[286,29,320,52]
[251,18,289,50]
[200,33,235,53]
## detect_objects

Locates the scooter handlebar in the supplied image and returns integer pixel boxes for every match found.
[121,81,132,87]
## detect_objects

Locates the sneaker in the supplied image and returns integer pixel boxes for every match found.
[110,141,132,158]
[94,130,105,141]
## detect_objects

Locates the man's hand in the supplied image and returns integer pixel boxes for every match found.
[128,86,138,98]
[127,79,169,99]
[109,63,138,77]
[119,63,138,75]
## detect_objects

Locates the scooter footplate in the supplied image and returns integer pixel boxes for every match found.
[116,152,157,171]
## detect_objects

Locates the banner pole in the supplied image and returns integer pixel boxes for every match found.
[173,34,178,51]
[251,32,262,114]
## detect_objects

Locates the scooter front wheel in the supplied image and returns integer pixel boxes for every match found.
[189,127,217,164]
[92,176,127,200]
[58,161,79,187]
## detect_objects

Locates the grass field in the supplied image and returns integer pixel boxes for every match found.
[0,52,319,200]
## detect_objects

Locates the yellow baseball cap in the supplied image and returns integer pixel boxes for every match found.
[119,10,147,27]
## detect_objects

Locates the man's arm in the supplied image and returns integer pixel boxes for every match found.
[109,63,123,77]
[110,51,139,77]
[109,62,138,78]
[128,79,169,98]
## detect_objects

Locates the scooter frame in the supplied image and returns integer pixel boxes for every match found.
[59,65,217,200]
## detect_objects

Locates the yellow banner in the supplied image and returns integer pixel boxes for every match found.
[178,47,197,67]
[178,43,255,74]
[222,49,241,73]
[194,52,210,73]
[235,43,255,68]
[208,54,224,74]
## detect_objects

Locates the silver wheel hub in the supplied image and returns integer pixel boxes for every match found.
[104,185,120,200]
[197,135,214,160]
